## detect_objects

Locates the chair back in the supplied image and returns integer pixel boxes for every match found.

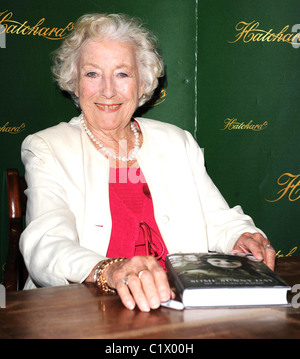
[3,169,27,291]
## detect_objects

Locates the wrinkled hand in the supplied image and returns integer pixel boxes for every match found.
[104,256,175,312]
[231,232,276,270]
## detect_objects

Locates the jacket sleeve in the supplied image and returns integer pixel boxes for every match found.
[20,134,104,288]
[184,131,267,253]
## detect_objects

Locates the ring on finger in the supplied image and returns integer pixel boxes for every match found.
[264,244,273,250]
[138,269,148,280]
[122,273,136,286]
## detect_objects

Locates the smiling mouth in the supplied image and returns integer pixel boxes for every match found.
[96,103,122,112]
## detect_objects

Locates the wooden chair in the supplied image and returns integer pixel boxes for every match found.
[3,169,27,291]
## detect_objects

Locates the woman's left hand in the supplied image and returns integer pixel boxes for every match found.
[231,232,276,270]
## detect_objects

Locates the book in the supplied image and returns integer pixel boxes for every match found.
[165,253,291,308]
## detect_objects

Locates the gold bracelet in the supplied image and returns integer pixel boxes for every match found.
[95,257,126,293]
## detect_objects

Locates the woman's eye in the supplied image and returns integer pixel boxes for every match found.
[118,72,128,78]
[86,72,97,78]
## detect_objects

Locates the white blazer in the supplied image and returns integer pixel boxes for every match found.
[20,116,264,289]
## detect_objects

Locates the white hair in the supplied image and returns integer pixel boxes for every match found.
[52,13,164,107]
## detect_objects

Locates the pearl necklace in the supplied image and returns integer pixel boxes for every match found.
[80,113,140,162]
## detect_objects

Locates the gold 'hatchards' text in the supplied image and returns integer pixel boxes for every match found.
[229,21,300,45]
[267,173,300,202]
[0,10,74,40]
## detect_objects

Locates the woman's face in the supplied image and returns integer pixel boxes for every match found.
[207,258,242,269]
[75,39,144,133]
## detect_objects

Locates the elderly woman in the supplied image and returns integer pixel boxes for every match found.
[20,13,275,312]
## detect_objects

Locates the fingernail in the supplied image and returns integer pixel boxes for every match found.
[160,291,171,302]
[126,300,135,311]
[150,298,160,309]
[141,304,150,312]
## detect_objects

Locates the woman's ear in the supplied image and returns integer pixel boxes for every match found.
[138,81,145,99]
[74,82,79,98]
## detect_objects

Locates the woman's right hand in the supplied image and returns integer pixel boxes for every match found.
[103,256,175,312]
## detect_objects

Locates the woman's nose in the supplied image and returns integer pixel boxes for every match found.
[101,77,116,99]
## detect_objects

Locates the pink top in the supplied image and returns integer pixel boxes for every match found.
[106,167,168,270]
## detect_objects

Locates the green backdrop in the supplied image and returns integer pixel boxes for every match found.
[197,0,300,258]
[1,0,299,282]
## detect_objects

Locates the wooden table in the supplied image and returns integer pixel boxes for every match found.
[1,256,300,339]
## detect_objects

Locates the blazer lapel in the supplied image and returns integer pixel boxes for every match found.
[80,128,112,255]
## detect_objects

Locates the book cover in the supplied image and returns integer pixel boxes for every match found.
[166,253,291,307]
